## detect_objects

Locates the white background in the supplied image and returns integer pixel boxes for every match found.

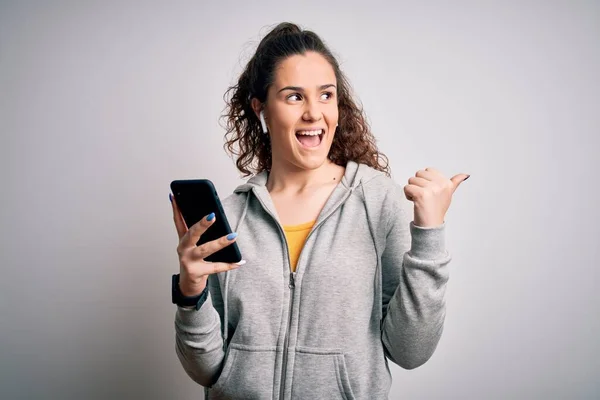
[1,1,599,398]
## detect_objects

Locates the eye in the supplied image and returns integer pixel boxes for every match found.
[320,91,334,101]
[287,93,302,101]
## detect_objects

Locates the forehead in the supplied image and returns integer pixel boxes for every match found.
[273,51,336,87]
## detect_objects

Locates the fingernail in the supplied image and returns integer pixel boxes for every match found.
[169,193,172,203]
[464,174,471,181]
[236,260,246,266]
[206,213,215,221]
[227,232,238,240]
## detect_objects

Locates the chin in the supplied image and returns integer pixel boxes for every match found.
[297,157,327,170]
[291,148,333,171]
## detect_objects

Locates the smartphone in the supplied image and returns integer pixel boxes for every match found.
[170,179,242,264]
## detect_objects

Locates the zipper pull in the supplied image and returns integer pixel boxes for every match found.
[288,272,296,289]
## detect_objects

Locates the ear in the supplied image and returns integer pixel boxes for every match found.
[251,98,263,119]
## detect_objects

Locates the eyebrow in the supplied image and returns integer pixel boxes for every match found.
[277,84,337,93]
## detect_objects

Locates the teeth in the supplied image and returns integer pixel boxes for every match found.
[297,129,323,136]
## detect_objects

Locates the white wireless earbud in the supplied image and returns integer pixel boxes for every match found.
[259,111,268,134]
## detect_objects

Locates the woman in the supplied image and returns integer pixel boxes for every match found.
[170,22,468,400]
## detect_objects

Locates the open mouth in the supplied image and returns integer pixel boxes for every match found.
[295,129,324,148]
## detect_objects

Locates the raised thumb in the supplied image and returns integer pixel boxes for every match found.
[450,173,470,191]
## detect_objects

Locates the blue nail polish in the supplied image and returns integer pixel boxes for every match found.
[169,193,172,203]
[227,232,238,240]
[206,213,215,221]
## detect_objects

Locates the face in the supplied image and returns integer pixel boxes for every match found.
[259,51,339,171]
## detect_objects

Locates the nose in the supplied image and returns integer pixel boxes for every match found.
[302,99,322,122]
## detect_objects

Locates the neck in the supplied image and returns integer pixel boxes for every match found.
[266,158,342,193]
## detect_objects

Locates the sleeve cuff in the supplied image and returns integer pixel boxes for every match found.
[176,292,218,329]
[409,221,447,260]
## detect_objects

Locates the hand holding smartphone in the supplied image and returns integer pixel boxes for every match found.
[170,179,243,264]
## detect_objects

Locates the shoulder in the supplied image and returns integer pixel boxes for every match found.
[220,191,249,231]
[355,163,403,201]
[222,190,248,215]
[222,191,245,209]
[356,163,412,228]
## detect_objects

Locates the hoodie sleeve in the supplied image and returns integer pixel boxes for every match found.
[380,185,451,370]
[174,274,225,387]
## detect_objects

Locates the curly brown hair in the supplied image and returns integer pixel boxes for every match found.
[221,22,390,177]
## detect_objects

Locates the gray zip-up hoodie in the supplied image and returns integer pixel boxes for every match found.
[175,161,451,400]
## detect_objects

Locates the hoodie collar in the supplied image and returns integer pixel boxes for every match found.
[233,161,368,225]
[234,160,362,193]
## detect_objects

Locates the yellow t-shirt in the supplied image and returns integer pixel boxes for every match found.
[283,220,315,272]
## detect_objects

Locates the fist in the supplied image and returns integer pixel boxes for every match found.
[404,168,469,228]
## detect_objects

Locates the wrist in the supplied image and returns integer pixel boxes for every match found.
[413,217,444,228]
[172,274,210,310]
[179,276,207,297]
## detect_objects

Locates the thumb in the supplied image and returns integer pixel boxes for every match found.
[450,173,470,192]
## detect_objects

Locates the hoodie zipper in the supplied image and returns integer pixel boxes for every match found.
[280,271,296,399]
[250,191,295,400]
[252,186,356,400]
